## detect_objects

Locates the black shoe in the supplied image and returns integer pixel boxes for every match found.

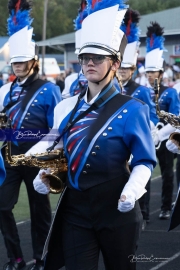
[159,210,171,220]
[142,220,146,231]
[27,263,44,270]
[3,260,26,270]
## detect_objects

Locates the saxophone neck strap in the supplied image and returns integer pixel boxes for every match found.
[47,82,118,152]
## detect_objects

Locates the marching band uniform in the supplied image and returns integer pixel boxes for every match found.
[26,2,156,269]
[135,63,147,86]
[119,9,158,226]
[166,132,180,230]
[145,22,180,220]
[0,152,5,186]
[0,1,62,270]
[62,71,88,98]
[119,9,158,127]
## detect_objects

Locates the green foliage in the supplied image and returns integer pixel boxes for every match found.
[128,0,180,15]
[0,0,180,41]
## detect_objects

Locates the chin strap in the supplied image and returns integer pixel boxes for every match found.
[14,59,36,81]
[94,65,113,84]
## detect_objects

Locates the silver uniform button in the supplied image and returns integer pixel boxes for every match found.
[103,133,107,136]
[108,127,112,130]
[137,90,140,92]
[86,164,90,168]
[25,117,28,120]
[40,92,43,94]
[123,109,128,113]
[83,171,87,174]
[21,126,24,129]
[95,145,100,149]
[27,113,30,115]
[34,100,38,102]
[118,115,122,118]
[31,104,35,106]
[92,152,96,156]
[43,88,47,90]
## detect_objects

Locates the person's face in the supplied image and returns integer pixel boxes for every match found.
[79,54,114,83]
[12,60,34,79]
[118,67,133,82]
[146,71,162,86]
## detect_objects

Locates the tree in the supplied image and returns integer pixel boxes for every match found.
[0,0,180,39]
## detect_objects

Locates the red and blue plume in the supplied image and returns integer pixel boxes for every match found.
[120,9,140,43]
[87,0,128,14]
[74,0,88,30]
[7,0,33,36]
[146,21,166,53]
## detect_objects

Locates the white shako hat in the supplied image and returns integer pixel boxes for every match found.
[7,0,38,64]
[78,0,128,60]
[120,9,141,68]
[74,1,88,54]
[145,22,166,72]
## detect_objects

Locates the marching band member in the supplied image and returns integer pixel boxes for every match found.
[0,1,62,270]
[166,133,180,231]
[62,0,88,99]
[118,9,159,229]
[145,22,180,220]
[26,1,156,269]
[135,62,147,86]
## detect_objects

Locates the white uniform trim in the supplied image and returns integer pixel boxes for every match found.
[0,82,12,111]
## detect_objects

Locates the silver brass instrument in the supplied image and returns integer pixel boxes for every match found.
[154,78,180,145]
[154,78,180,128]
[5,141,68,194]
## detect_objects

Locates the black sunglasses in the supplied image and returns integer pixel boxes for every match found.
[78,55,112,65]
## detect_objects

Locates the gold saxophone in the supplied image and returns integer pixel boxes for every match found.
[5,141,68,194]
[154,78,180,144]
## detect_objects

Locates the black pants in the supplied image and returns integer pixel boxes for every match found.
[139,179,151,221]
[61,178,142,270]
[156,140,174,211]
[0,144,51,261]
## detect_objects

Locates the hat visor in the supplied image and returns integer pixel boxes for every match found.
[79,47,112,56]
[121,62,133,68]
[10,56,34,64]
[145,67,164,72]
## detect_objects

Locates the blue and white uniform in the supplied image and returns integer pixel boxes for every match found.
[1,79,61,131]
[0,74,62,264]
[62,72,88,99]
[123,79,159,126]
[27,82,157,269]
[0,153,5,186]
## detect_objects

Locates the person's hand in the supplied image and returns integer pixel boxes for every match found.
[117,194,135,212]
[166,139,180,154]
[151,128,160,146]
[33,169,51,194]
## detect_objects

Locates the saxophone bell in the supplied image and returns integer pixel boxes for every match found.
[5,141,68,194]
[41,170,65,194]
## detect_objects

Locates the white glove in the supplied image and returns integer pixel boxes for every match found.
[158,123,176,142]
[117,194,135,212]
[33,169,51,194]
[166,139,180,154]
[151,128,160,146]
